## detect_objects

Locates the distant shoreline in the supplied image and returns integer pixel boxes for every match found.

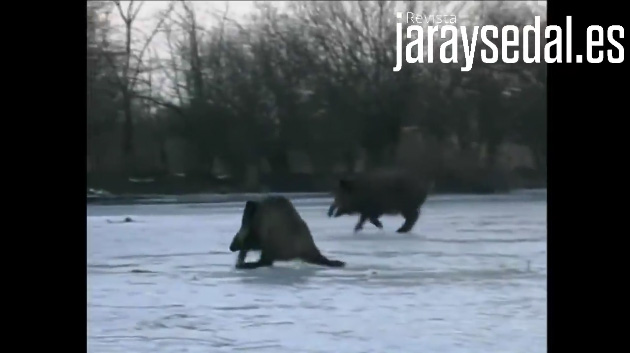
[86,188,547,206]
[87,170,546,206]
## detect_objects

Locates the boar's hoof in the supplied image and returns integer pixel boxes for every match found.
[396,226,412,233]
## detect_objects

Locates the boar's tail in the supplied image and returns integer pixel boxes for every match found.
[304,252,346,268]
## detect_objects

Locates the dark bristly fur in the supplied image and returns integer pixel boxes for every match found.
[229,196,346,269]
[327,169,430,233]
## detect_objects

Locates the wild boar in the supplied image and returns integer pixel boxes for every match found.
[327,169,430,233]
[229,196,345,269]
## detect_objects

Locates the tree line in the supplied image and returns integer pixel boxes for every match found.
[87,1,546,194]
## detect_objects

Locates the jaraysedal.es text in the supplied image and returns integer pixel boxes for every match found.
[393,14,625,72]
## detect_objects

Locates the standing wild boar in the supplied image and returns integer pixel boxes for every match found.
[229,196,346,269]
[327,169,430,233]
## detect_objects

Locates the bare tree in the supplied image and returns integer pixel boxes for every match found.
[103,0,174,174]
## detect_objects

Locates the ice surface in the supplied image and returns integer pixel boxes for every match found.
[87,190,546,353]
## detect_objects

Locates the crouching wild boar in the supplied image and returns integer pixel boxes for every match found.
[327,169,430,233]
[229,196,346,269]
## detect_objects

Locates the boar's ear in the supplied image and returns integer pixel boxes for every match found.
[339,178,354,192]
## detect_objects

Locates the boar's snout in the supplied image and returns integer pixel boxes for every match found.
[327,203,337,217]
[229,230,246,252]
[328,204,346,217]
[229,237,240,252]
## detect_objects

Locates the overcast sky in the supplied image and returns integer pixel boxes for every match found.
[107,1,546,55]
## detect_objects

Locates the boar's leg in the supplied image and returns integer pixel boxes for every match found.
[236,250,249,265]
[235,251,275,269]
[396,209,420,233]
[369,216,383,229]
[354,214,368,232]
[355,214,383,232]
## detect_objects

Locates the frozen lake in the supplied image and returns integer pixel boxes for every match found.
[87,190,547,353]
